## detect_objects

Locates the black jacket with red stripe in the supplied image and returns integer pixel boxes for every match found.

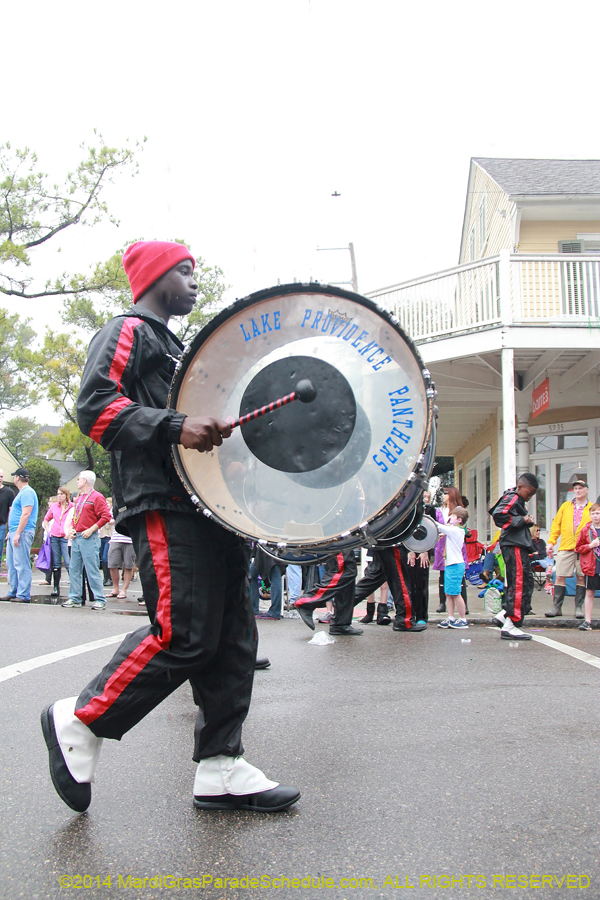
[77,307,193,525]
[489,488,533,551]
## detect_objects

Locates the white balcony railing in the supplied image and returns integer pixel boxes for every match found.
[366,251,600,342]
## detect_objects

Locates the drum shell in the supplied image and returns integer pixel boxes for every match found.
[168,282,437,563]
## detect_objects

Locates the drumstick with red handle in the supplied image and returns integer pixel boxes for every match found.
[228,378,317,429]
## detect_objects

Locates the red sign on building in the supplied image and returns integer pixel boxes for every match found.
[532,377,550,419]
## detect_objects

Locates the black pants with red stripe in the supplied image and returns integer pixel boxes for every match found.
[354,553,386,604]
[502,544,534,625]
[295,551,357,626]
[75,511,256,762]
[408,561,430,623]
[353,548,415,628]
[377,547,415,629]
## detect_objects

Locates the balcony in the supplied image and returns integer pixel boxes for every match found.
[366,251,600,343]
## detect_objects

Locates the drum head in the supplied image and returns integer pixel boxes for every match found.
[169,284,433,550]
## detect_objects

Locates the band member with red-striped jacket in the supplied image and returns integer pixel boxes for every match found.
[41,240,299,816]
[295,550,362,635]
[489,472,538,641]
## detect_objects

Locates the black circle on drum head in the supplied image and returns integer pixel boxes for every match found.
[239,355,356,473]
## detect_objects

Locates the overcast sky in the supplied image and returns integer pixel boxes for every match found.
[3,0,600,425]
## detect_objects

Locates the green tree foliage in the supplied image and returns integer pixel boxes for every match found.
[0,308,36,410]
[40,421,112,491]
[25,457,61,543]
[26,457,60,503]
[29,330,87,422]
[0,415,40,461]
[28,335,112,486]
[0,134,144,299]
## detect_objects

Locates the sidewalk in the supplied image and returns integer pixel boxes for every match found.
[0,570,148,616]
[1,569,594,627]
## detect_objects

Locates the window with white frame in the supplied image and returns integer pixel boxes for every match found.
[528,419,599,536]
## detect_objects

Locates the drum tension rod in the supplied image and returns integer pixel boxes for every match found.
[359,523,378,547]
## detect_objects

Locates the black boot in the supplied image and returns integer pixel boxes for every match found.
[437,575,446,613]
[360,601,375,624]
[50,568,60,598]
[102,562,111,586]
[575,584,586,619]
[545,584,565,617]
[376,602,391,626]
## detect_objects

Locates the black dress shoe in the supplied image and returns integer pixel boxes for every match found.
[194,784,300,812]
[436,604,446,613]
[296,604,315,631]
[255,657,271,669]
[40,704,91,813]
[329,624,363,635]
[393,620,427,632]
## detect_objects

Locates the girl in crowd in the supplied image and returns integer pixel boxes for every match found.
[44,487,74,598]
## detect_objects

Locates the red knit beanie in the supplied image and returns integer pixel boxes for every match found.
[122,241,196,303]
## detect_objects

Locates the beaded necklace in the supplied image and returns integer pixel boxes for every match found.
[72,488,93,527]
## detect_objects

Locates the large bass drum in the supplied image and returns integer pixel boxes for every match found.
[168,283,437,562]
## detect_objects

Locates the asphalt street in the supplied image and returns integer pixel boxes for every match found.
[0,600,599,900]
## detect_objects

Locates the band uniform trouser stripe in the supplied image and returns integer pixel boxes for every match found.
[296,551,357,626]
[503,544,533,625]
[74,511,256,761]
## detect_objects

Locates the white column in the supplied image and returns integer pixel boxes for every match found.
[516,417,530,477]
[502,347,516,492]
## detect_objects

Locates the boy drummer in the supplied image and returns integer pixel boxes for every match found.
[41,241,299,814]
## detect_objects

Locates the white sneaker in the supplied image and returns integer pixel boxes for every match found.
[501,619,532,641]
[492,609,506,628]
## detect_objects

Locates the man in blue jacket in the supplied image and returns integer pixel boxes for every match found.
[41,241,299,815]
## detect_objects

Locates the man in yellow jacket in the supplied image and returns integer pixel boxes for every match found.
[545,479,592,618]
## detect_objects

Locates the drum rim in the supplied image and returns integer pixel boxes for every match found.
[168,281,436,552]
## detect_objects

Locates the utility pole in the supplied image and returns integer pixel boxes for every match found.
[316,244,359,293]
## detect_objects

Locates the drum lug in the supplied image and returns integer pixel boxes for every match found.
[190,494,201,507]
[422,368,431,381]
[359,523,378,547]
[426,385,437,399]
[202,508,213,518]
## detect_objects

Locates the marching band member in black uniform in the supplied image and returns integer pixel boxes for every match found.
[354,546,427,632]
[295,550,363,635]
[41,241,299,814]
[489,472,538,641]
[355,549,391,625]
[350,545,427,631]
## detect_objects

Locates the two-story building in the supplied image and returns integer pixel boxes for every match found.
[367,158,600,542]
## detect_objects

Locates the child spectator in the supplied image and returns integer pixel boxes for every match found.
[436,506,469,630]
[575,502,600,631]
